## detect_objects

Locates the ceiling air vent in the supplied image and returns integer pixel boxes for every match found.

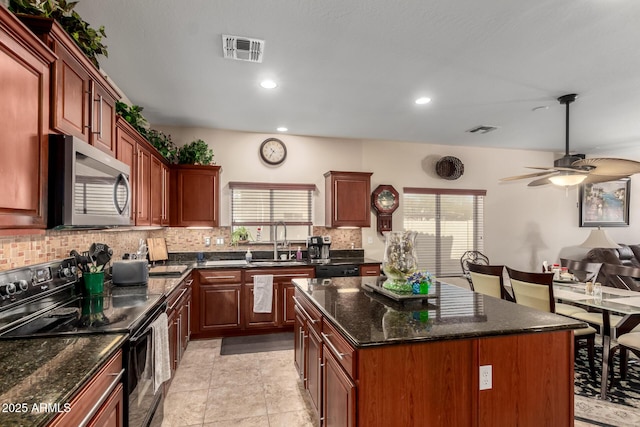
[466,125,499,134]
[222,35,264,63]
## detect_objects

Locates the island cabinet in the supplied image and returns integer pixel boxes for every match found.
[244,267,315,330]
[18,16,119,155]
[166,274,193,379]
[324,171,372,228]
[0,6,55,232]
[49,349,124,427]
[192,269,243,338]
[171,165,221,227]
[293,282,576,427]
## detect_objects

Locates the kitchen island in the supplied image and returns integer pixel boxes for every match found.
[292,276,585,427]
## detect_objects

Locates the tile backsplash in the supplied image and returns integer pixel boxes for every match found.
[0,227,363,271]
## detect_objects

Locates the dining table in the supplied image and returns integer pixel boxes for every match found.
[553,281,640,400]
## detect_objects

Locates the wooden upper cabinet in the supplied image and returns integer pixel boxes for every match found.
[324,171,373,228]
[115,118,137,225]
[0,7,56,231]
[135,144,152,226]
[150,156,170,226]
[17,16,119,155]
[171,165,221,227]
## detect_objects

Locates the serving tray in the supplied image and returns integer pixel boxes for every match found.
[362,281,438,302]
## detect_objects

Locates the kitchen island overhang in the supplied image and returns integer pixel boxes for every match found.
[292,276,585,427]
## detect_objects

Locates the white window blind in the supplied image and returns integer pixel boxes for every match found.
[229,182,314,241]
[403,187,486,277]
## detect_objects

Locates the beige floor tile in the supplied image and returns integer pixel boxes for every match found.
[162,388,208,426]
[167,365,213,394]
[264,380,308,414]
[202,415,270,427]
[188,338,222,350]
[209,364,262,388]
[180,347,218,367]
[268,410,315,427]
[204,384,268,423]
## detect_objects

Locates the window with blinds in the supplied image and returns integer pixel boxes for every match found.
[403,188,486,277]
[229,182,314,241]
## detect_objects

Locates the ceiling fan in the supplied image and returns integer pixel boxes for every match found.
[500,94,640,186]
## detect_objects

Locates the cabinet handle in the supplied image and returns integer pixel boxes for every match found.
[292,296,318,323]
[321,333,345,360]
[168,288,188,310]
[237,289,241,325]
[92,94,103,138]
[78,368,124,427]
[185,279,194,287]
[175,317,181,364]
[203,275,237,280]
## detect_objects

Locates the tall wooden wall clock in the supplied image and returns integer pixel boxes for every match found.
[371,185,399,234]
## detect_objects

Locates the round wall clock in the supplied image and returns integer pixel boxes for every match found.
[259,138,287,165]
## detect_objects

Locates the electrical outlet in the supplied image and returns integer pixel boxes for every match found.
[479,365,492,390]
[204,237,211,247]
[216,237,224,245]
[367,236,373,244]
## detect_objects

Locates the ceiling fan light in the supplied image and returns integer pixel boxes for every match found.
[548,173,587,186]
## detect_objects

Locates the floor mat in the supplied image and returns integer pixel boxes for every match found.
[220,332,294,355]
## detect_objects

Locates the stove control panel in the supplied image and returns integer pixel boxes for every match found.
[0,258,77,308]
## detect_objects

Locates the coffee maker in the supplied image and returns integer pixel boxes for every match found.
[307,236,331,261]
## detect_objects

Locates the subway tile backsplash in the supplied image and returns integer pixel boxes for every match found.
[0,227,363,271]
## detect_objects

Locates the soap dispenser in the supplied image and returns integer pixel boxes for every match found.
[296,246,302,260]
[245,249,252,262]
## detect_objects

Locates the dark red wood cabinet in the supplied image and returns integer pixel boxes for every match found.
[324,171,373,228]
[171,165,221,227]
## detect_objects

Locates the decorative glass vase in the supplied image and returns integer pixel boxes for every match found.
[382,231,418,293]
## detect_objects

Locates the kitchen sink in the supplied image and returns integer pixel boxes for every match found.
[249,260,308,267]
[203,260,249,267]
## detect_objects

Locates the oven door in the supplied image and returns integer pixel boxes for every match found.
[126,303,166,427]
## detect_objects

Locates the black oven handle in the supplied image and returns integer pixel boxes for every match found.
[129,301,167,344]
[79,368,124,427]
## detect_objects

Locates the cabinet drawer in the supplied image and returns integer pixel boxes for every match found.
[245,267,315,283]
[50,349,123,427]
[293,290,322,335]
[322,318,356,379]
[199,269,242,284]
[359,264,381,276]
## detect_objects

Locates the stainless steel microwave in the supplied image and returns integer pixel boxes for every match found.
[48,134,131,228]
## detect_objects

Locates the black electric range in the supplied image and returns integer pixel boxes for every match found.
[0,258,167,427]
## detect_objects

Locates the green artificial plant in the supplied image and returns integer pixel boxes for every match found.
[146,129,178,162]
[115,101,148,136]
[10,0,108,68]
[177,139,214,165]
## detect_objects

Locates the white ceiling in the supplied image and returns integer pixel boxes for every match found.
[75,0,640,155]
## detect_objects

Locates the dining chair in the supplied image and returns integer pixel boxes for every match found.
[460,251,489,286]
[506,267,597,379]
[467,263,513,301]
[608,332,640,389]
[559,258,602,283]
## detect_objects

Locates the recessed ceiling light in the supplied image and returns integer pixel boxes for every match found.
[415,97,432,105]
[277,127,288,132]
[260,80,277,89]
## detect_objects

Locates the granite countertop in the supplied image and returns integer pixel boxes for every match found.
[292,277,587,348]
[0,334,127,427]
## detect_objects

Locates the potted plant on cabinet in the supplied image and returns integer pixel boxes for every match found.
[177,139,215,165]
[9,0,108,68]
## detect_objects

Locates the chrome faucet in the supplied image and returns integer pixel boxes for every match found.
[273,221,287,260]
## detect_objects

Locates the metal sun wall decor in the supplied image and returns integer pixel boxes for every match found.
[579,178,630,227]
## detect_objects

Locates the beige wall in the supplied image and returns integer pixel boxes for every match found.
[2,126,639,272]
[158,125,640,272]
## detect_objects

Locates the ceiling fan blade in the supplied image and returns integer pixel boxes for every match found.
[581,174,630,184]
[500,171,557,181]
[527,177,553,186]
[525,166,557,171]
[572,158,640,176]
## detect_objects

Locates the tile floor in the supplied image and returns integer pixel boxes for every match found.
[163,338,637,427]
[161,338,316,427]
